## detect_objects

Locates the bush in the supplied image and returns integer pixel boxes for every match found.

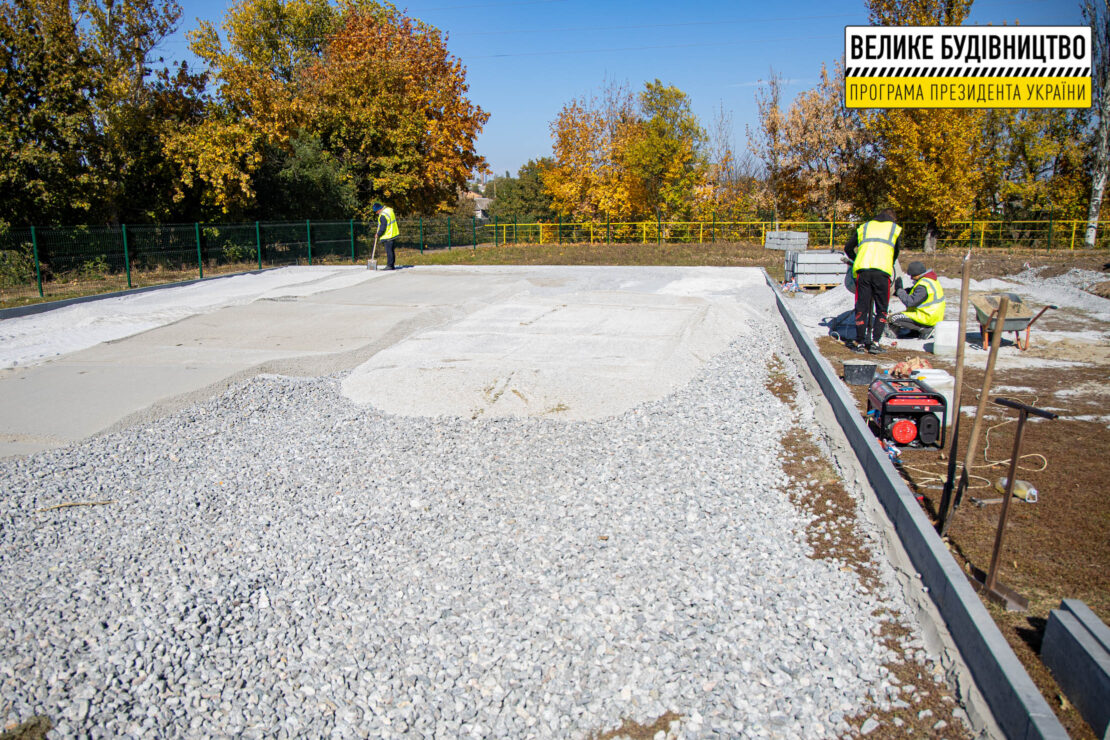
[0,246,35,287]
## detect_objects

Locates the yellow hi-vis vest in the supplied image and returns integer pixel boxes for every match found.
[902,276,946,326]
[852,220,901,277]
[380,206,400,240]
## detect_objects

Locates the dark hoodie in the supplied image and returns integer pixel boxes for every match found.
[896,270,939,309]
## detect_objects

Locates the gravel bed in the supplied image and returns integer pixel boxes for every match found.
[1,324,921,738]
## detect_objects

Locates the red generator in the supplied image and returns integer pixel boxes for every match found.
[867,377,947,448]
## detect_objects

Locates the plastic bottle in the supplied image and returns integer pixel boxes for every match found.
[994,477,1038,503]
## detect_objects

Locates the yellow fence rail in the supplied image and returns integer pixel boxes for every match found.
[484,219,1110,250]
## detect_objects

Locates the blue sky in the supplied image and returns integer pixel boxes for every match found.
[161,0,1085,179]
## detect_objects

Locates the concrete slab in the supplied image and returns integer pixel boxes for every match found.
[0,266,772,458]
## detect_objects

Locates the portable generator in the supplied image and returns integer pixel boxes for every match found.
[867,377,947,448]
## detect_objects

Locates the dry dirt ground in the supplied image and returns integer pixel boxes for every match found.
[812,250,1109,739]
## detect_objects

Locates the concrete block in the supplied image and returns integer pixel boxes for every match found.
[1061,599,1110,655]
[1042,606,1110,739]
[929,320,960,356]
[766,231,809,251]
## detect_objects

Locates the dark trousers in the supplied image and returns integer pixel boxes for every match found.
[382,238,396,268]
[888,313,933,337]
[854,269,891,344]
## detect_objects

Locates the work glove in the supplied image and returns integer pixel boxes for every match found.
[894,278,904,293]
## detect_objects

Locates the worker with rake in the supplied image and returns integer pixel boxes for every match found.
[372,201,400,270]
[887,260,946,340]
[844,208,901,355]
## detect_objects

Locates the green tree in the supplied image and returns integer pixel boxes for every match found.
[622,80,708,218]
[488,159,555,221]
[0,0,98,225]
[77,0,189,222]
[251,132,357,219]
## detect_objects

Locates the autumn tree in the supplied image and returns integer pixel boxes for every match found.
[311,4,489,216]
[544,79,708,220]
[703,104,760,219]
[543,80,638,219]
[793,65,880,218]
[165,0,342,216]
[862,0,982,250]
[749,70,794,220]
[981,109,1090,222]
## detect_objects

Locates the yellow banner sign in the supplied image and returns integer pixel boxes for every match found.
[844,26,1092,109]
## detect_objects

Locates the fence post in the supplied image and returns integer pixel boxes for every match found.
[657,212,662,246]
[980,222,986,250]
[829,219,834,247]
[419,217,424,252]
[712,212,716,243]
[1047,212,1054,250]
[472,216,477,249]
[447,216,452,249]
[558,215,562,245]
[607,212,611,245]
[122,224,131,289]
[306,219,313,265]
[1071,220,1077,250]
[195,222,203,279]
[31,226,42,298]
[349,218,356,262]
[255,221,262,269]
[494,216,499,247]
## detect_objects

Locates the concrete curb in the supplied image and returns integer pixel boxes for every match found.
[765,273,1068,740]
[0,268,280,321]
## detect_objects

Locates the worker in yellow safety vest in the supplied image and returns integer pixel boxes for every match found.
[888,261,946,340]
[843,208,902,355]
[372,202,401,270]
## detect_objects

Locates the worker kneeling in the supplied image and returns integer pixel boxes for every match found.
[887,261,945,340]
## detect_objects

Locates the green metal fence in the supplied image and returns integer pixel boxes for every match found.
[2,216,1108,306]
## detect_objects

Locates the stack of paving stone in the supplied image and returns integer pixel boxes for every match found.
[764,230,809,251]
[784,249,849,288]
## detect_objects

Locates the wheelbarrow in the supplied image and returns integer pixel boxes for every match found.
[970,292,1057,351]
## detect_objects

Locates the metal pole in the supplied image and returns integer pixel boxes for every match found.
[350,219,356,262]
[255,221,262,269]
[514,216,518,245]
[195,222,203,279]
[712,212,716,243]
[607,212,611,245]
[122,224,131,289]
[31,226,42,298]
[306,219,313,265]
[472,215,477,249]
[657,212,662,246]
[494,216,499,247]
[419,217,424,253]
[558,214,562,245]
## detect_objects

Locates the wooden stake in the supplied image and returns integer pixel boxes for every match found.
[938,252,972,526]
[940,295,1009,537]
